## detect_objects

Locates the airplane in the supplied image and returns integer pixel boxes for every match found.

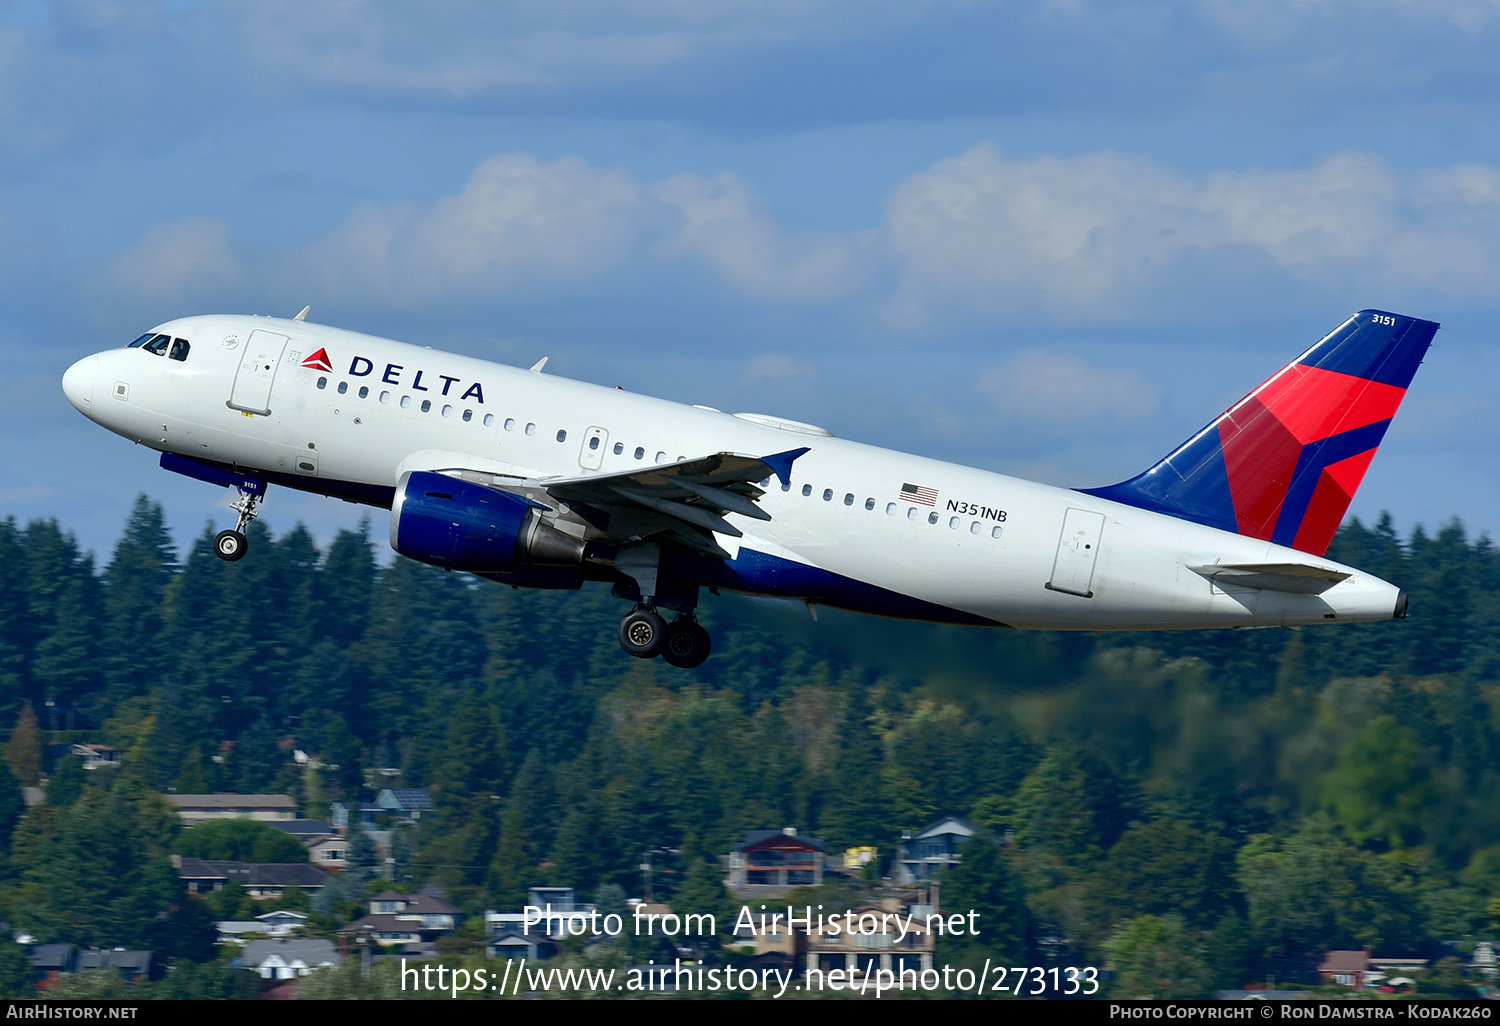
[61,307,1437,668]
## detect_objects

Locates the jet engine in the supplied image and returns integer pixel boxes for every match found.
[390,470,587,574]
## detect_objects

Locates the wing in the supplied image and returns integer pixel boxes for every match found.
[438,447,810,560]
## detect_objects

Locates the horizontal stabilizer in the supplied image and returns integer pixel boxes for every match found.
[1188,562,1351,594]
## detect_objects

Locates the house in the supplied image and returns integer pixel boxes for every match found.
[727,828,826,892]
[1318,950,1372,987]
[166,794,298,825]
[800,889,940,978]
[894,816,980,883]
[239,939,340,980]
[75,949,152,983]
[485,887,598,955]
[72,744,120,771]
[376,789,435,821]
[341,891,461,947]
[27,944,77,988]
[1469,942,1496,979]
[173,856,334,898]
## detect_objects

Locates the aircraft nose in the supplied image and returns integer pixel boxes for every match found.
[62,354,99,415]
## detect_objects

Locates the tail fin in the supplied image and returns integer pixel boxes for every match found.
[1080,309,1439,556]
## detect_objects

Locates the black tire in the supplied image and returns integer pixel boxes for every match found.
[214,530,248,562]
[662,620,711,669]
[618,608,667,659]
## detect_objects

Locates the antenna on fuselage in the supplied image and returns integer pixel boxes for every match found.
[294,305,311,322]
[530,357,548,373]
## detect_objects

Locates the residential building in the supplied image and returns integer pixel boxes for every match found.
[341,891,461,947]
[894,816,980,883]
[1318,950,1372,987]
[166,794,298,825]
[173,855,334,898]
[727,828,825,892]
[239,939,340,980]
[800,890,939,978]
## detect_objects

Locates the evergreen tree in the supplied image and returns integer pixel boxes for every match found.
[4,705,42,787]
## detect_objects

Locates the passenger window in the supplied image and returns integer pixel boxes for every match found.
[782,482,791,492]
[927,511,938,525]
[442,405,452,417]
[317,377,327,389]
[463,409,473,422]
[337,381,348,394]
[970,521,981,535]
[557,429,567,442]
[525,423,536,435]
[823,489,833,501]
[655,451,666,464]
[143,335,169,356]
[483,414,494,426]
[358,386,369,399]
[613,442,622,454]
[864,498,874,510]
[907,507,918,520]
[802,484,812,497]
[169,338,190,362]
[949,516,959,529]
[505,418,515,431]
[400,396,411,408]
[589,436,600,450]
[380,391,390,403]
[991,526,1003,539]
[886,502,897,515]
[634,446,644,460]
[421,399,432,413]
[844,493,854,506]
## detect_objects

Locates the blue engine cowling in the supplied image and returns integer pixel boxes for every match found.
[390,470,586,573]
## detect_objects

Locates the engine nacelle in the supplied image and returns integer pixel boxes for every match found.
[390,471,586,573]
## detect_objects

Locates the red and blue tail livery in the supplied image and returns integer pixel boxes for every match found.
[1082,310,1439,557]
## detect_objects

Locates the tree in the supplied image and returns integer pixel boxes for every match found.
[1320,716,1439,849]
[4,705,41,787]
[171,818,307,863]
[1106,915,1214,999]
[940,834,1034,965]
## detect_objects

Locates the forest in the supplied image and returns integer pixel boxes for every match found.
[0,496,1496,999]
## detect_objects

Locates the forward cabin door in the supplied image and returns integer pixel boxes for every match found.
[228,330,291,415]
[1049,508,1104,597]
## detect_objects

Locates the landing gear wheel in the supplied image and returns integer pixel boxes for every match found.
[662,619,712,669]
[618,608,667,659]
[214,530,247,562]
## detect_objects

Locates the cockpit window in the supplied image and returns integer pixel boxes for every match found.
[127,333,155,348]
[141,335,170,356]
[169,338,190,362]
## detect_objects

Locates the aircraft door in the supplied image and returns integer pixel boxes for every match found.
[1049,508,1104,597]
[579,426,608,469]
[228,330,290,415]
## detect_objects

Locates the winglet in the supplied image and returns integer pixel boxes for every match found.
[294,305,311,322]
[760,447,811,487]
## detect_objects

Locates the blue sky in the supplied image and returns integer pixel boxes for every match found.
[6,0,1500,558]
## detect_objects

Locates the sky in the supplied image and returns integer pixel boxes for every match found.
[5,0,1500,561]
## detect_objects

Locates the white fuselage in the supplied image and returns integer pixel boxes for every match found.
[62,314,1405,630]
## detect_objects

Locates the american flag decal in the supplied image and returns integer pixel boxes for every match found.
[900,483,938,506]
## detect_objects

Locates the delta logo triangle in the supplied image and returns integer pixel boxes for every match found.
[301,348,333,372]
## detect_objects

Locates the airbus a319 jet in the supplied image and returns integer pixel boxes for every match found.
[62,308,1437,668]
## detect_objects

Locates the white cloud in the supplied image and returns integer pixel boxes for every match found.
[884,144,1500,326]
[738,352,819,388]
[651,172,871,301]
[109,217,239,300]
[977,351,1160,425]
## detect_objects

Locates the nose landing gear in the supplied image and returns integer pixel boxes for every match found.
[214,480,266,562]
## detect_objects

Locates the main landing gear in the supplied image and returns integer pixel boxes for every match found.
[213,481,266,563]
[618,608,712,668]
